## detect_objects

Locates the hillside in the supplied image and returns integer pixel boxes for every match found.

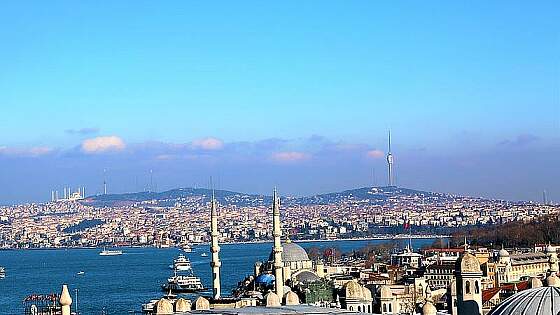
[82,186,444,207]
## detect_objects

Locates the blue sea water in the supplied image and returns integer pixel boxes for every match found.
[0,238,437,314]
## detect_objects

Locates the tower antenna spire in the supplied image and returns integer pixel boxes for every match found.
[386,130,394,187]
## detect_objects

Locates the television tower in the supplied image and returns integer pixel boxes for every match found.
[386,130,394,187]
[103,169,107,195]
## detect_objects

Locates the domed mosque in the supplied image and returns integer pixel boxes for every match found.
[265,239,321,284]
[233,189,330,306]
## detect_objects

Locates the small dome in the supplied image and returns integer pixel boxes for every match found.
[265,292,281,307]
[547,244,556,254]
[489,287,560,314]
[284,291,300,305]
[498,248,510,258]
[294,270,320,283]
[255,273,275,286]
[422,301,437,315]
[546,274,560,288]
[174,298,191,312]
[155,298,173,315]
[345,280,363,299]
[269,242,310,262]
[194,296,210,310]
[362,286,372,300]
[380,285,392,298]
[456,253,481,273]
[529,277,543,288]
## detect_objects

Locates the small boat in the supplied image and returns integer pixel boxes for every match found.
[77,271,85,276]
[168,254,192,271]
[99,247,123,256]
[0,267,5,279]
[182,245,192,253]
[161,272,205,293]
[200,252,208,257]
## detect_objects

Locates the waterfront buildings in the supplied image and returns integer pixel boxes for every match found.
[0,186,557,249]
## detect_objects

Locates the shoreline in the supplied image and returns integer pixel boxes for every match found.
[0,234,449,251]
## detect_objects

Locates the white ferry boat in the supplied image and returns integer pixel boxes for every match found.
[0,266,5,279]
[161,273,205,293]
[168,254,192,271]
[182,245,192,253]
[99,247,123,256]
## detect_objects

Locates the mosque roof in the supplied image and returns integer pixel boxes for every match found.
[255,274,275,286]
[489,286,560,315]
[498,248,510,257]
[268,241,310,263]
[294,270,320,283]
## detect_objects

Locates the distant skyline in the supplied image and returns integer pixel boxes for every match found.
[0,1,559,203]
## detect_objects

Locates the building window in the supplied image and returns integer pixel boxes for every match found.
[389,303,392,313]
[383,304,387,313]
[466,281,471,294]
[475,280,480,294]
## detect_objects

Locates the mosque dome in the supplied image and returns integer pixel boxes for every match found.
[268,240,310,263]
[380,285,392,298]
[422,301,437,315]
[362,286,372,300]
[489,286,560,315]
[294,270,320,283]
[456,253,481,273]
[344,280,363,299]
[498,248,510,258]
[529,277,543,288]
[546,274,560,288]
[255,274,275,286]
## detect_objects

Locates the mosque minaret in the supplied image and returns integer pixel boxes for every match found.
[210,190,222,299]
[272,188,284,298]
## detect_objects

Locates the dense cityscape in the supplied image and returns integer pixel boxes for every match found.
[2,1,559,314]
[0,186,557,249]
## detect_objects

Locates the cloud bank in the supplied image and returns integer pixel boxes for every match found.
[81,136,126,153]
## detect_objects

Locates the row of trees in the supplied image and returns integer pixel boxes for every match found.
[452,214,560,248]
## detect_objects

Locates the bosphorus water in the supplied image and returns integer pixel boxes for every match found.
[0,238,438,314]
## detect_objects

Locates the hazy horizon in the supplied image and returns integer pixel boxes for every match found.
[1,1,559,203]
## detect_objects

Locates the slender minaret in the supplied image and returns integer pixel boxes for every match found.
[386,130,394,187]
[210,190,222,299]
[272,188,284,298]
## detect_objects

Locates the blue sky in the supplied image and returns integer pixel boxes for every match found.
[0,1,559,203]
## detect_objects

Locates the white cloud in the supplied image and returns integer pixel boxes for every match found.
[271,151,311,162]
[190,137,224,150]
[81,136,126,153]
[0,146,53,157]
[367,149,385,159]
